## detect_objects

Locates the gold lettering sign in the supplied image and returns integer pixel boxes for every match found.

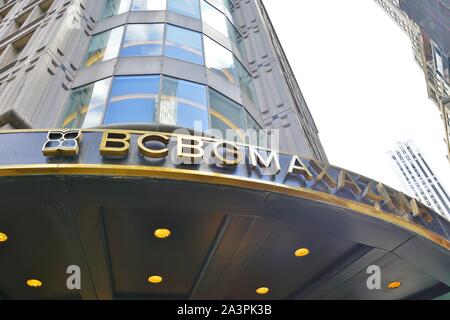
[249,147,281,175]
[100,131,131,157]
[212,141,243,167]
[361,180,383,204]
[309,160,337,190]
[39,129,439,227]
[411,199,433,223]
[338,170,362,195]
[138,134,170,159]
[287,156,313,181]
[177,136,204,164]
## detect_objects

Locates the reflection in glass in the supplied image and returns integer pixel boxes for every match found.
[167,0,200,19]
[60,78,112,129]
[132,0,166,11]
[236,59,258,106]
[204,36,237,84]
[244,110,266,147]
[209,89,245,141]
[223,0,235,22]
[121,24,164,57]
[201,1,228,36]
[227,20,246,59]
[159,76,209,131]
[104,75,160,124]
[83,27,124,67]
[101,0,132,20]
[165,25,203,65]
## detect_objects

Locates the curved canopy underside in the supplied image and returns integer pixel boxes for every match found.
[0,173,449,300]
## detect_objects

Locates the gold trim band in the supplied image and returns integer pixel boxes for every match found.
[0,163,449,251]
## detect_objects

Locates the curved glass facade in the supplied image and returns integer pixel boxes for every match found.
[83,24,203,66]
[60,76,260,141]
[101,0,234,23]
[81,23,256,103]
[99,0,245,57]
[121,24,164,57]
[61,0,261,142]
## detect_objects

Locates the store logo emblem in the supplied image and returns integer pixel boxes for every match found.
[42,130,82,157]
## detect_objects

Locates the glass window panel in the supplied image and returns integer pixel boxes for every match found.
[223,0,236,23]
[164,25,203,65]
[244,110,261,131]
[244,109,266,147]
[104,75,160,125]
[204,36,237,84]
[236,59,258,106]
[201,0,228,36]
[101,0,132,20]
[121,24,164,57]
[227,20,246,59]
[83,26,124,68]
[132,0,166,11]
[204,0,224,11]
[60,78,112,129]
[209,89,245,141]
[159,76,208,131]
[167,0,200,19]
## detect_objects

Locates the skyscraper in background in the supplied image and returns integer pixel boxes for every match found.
[375,0,450,163]
[388,140,450,220]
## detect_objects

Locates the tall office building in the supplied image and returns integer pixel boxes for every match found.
[0,0,327,160]
[374,0,450,163]
[0,0,449,300]
[389,140,450,221]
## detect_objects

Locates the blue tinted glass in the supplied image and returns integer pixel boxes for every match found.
[167,0,200,19]
[164,25,203,65]
[104,75,160,125]
[121,24,164,57]
[160,76,208,131]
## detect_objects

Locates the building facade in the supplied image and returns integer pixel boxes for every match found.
[0,0,449,300]
[0,0,327,161]
[388,140,450,221]
[374,0,450,163]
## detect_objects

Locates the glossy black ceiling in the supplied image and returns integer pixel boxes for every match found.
[0,175,449,300]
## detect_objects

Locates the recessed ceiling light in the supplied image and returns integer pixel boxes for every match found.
[256,287,270,295]
[154,229,171,239]
[387,281,401,289]
[27,279,43,288]
[295,248,310,257]
[148,275,163,284]
[0,232,7,243]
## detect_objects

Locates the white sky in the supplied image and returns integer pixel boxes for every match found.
[264,0,450,192]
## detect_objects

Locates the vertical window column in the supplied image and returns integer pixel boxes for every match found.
[103,75,161,125]
[60,78,112,129]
